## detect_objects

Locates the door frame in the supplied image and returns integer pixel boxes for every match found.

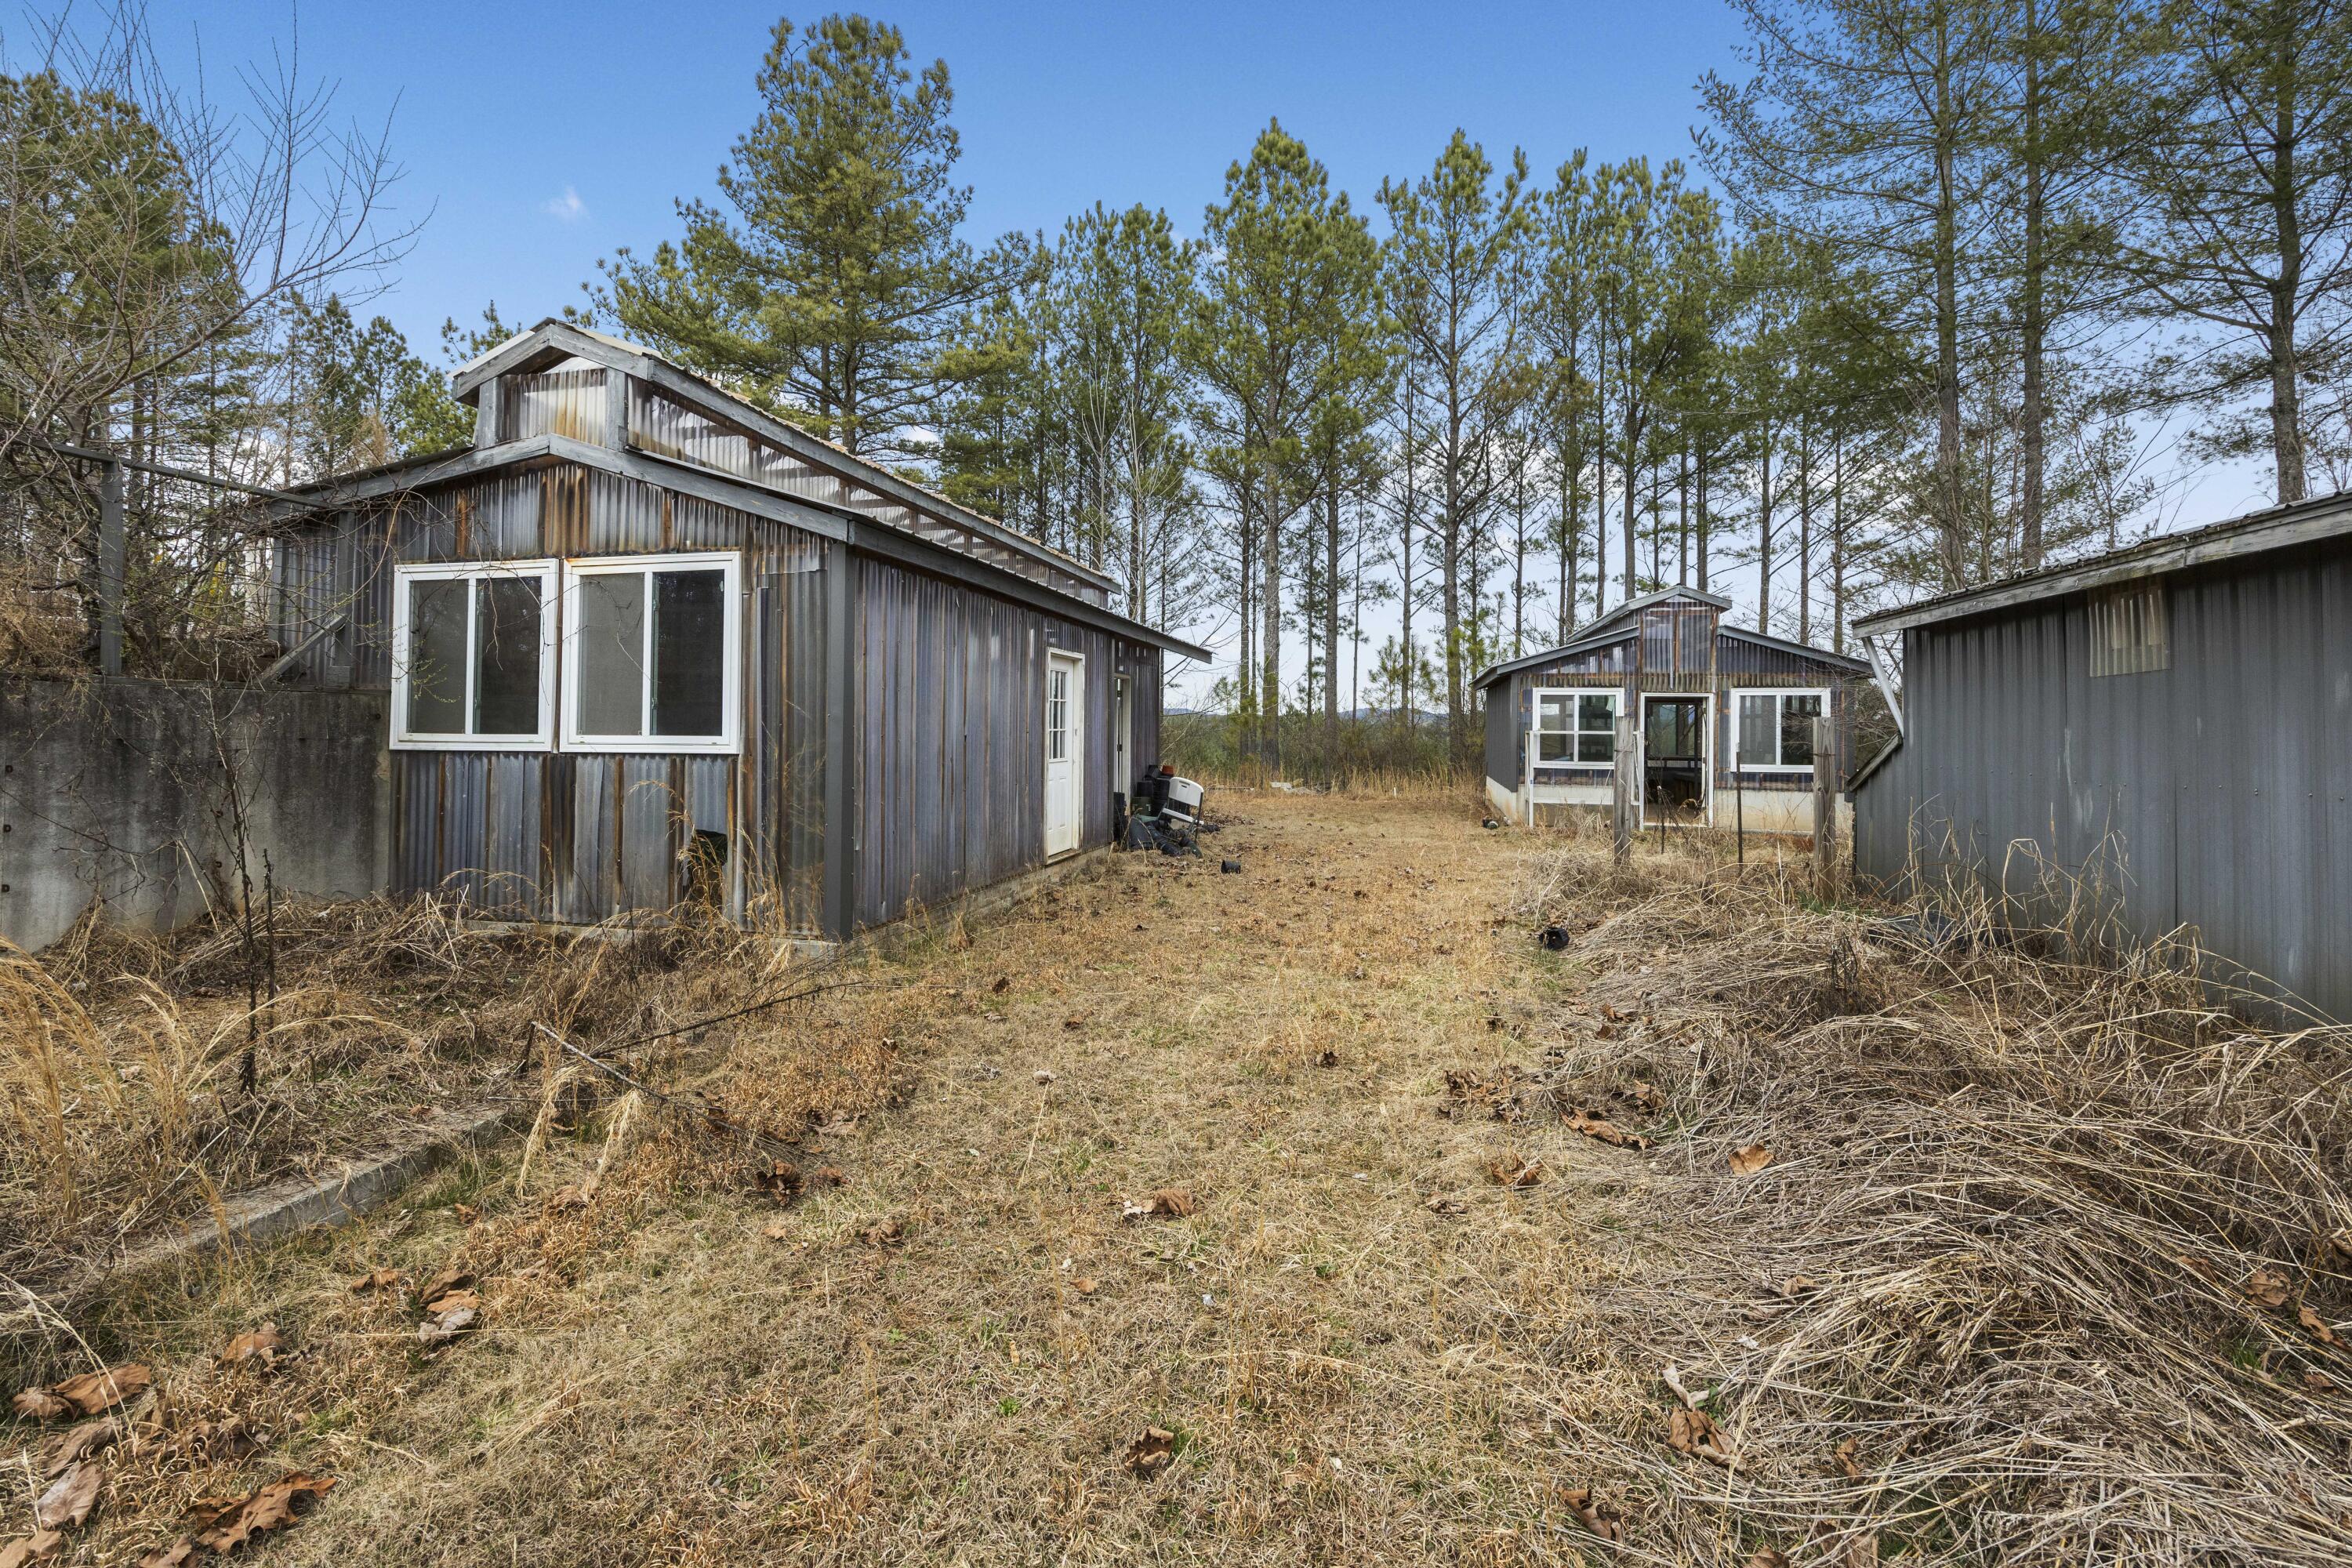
[1112,672,1133,800]
[1636,691,1713,829]
[1044,648,1087,858]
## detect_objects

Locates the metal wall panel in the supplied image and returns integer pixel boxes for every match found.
[1853,541,2352,1018]
[849,555,1157,931]
[274,455,1164,938]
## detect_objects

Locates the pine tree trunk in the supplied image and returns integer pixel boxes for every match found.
[1797,415,1813,645]
[2020,0,2047,568]
[1324,482,1340,768]
[1933,13,1968,586]
[1759,434,1775,634]
[2270,59,2308,505]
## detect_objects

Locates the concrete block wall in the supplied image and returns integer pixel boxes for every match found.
[0,678,390,951]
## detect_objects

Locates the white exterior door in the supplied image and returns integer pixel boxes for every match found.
[1044,651,1084,857]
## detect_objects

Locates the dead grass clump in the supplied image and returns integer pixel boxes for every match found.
[0,891,834,1331]
[1521,844,2352,1566]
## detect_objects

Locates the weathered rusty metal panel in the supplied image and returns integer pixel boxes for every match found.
[1854,539,2352,1019]
[482,753,543,916]
[618,757,673,913]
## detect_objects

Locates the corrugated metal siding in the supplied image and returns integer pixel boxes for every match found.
[280,453,1165,938]
[353,463,831,931]
[1483,672,1519,787]
[849,554,1158,931]
[1853,542,2352,1018]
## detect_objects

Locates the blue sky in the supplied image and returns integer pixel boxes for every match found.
[119,1,1750,357]
[33,2,2263,696]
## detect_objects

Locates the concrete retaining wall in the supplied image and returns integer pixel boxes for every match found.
[0,677,390,951]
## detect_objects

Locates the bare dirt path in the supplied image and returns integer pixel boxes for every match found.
[67,793,1670,1566]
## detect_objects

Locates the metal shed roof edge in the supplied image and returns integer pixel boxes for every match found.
[448,319,1121,597]
[267,432,1213,664]
[1855,488,2352,637]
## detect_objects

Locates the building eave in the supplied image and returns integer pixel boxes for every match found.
[1857,490,2352,637]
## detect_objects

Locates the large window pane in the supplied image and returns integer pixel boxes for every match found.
[578,572,648,736]
[1782,695,1822,768]
[652,569,725,738]
[1577,695,1614,734]
[474,577,543,735]
[405,579,468,735]
[1737,695,1777,767]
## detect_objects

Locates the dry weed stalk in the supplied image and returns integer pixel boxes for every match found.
[1519,842,2352,1566]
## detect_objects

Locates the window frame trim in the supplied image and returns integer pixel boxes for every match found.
[558,549,745,756]
[1529,687,1621,771]
[388,557,560,752]
[1732,686,1830,774]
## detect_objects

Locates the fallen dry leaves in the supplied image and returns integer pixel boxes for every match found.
[2245,1265,2292,1308]
[2299,1305,2341,1346]
[1729,1143,1776,1176]
[216,1326,285,1372]
[1486,1152,1544,1188]
[33,1460,101,1530]
[1665,1405,1739,1468]
[1568,1111,1653,1151]
[1120,1189,1197,1220]
[1557,1485,1623,1542]
[0,1530,62,1567]
[12,1363,151,1421]
[153,1472,336,1557]
[348,1267,401,1295]
[753,1160,804,1204]
[43,1418,118,1478]
[1121,1427,1176,1479]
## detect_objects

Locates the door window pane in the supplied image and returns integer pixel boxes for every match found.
[474,577,543,735]
[405,579,468,735]
[1047,668,1069,760]
[652,569,725,738]
[577,572,647,736]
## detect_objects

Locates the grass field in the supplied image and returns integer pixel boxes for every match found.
[5,792,2349,1566]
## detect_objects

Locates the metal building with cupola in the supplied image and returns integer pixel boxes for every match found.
[1475,586,1871,837]
[262,318,1207,942]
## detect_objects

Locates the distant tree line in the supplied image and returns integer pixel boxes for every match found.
[9,4,2352,779]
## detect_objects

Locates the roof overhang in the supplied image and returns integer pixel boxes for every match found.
[267,434,1211,664]
[1857,491,2352,637]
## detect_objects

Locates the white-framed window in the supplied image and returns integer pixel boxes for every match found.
[560,550,742,754]
[1733,688,1827,771]
[1047,665,1070,761]
[1533,689,1620,767]
[390,559,558,750]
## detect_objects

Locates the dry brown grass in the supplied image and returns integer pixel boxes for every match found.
[1514,842,2352,1566]
[2,891,816,1318]
[7,797,2347,1566]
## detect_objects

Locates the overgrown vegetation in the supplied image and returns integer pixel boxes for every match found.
[1511,836,2352,1564]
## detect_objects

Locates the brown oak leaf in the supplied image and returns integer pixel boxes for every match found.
[34,1460,101,1530]
[1122,1426,1177,1479]
[49,1364,150,1417]
[191,1472,336,1552]
[1729,1143,1775,1176]
[218,1325,286,1371]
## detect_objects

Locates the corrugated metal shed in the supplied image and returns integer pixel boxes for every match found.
[1853,515,2352,1020]
[265,322,1202,942]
